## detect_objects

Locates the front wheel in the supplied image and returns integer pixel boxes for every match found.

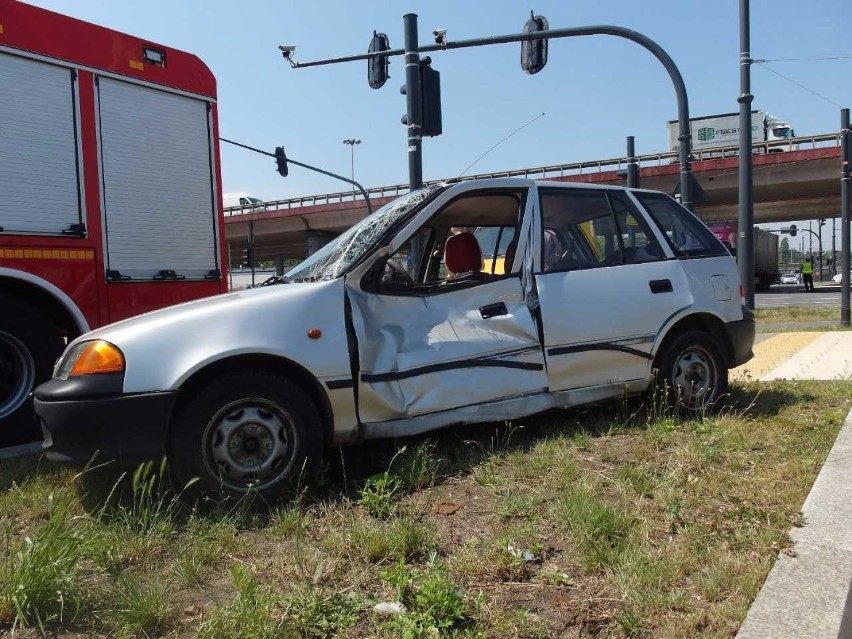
[654,331,728,412]
[0,294,66,447]
[168,372,324,504]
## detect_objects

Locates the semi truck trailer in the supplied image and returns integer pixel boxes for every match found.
[668,110,795,153]
[707,222,779,291]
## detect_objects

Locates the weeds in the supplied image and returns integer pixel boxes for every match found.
[0,493,91,630]
[380,555,477,637]
[98,575,175,638]
[0,381,847,637]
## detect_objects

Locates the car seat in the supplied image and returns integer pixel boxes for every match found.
[444,232,486,281]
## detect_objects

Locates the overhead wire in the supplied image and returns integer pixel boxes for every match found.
[753,62,844,108]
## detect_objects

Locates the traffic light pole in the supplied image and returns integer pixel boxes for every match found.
[288,22,694,211]
[403,14,424,190]
[841,108,850,326]
[220,137,373,216]
[737,0,755,309]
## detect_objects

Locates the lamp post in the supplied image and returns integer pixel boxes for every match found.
[342,138,361,197]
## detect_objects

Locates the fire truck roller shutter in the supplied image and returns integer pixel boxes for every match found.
[0,52,82,234]
[97,78,218,280]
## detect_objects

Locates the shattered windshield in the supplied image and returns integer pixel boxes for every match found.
[286,185,443,282]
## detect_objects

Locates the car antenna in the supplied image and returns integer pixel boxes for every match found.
[456,112,545,179]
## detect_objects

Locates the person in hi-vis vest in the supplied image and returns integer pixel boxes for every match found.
[802,257,814,293]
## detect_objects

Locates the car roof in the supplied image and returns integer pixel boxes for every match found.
[443,177,639,193]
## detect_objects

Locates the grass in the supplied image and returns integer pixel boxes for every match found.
[754,305,841,324]
[0,380,848,637]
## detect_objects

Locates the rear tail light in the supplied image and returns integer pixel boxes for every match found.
[739,284,745,304]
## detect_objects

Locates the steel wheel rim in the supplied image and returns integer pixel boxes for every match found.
[201,398,298,490]
[0,331,35,419]
[671,345,717,408]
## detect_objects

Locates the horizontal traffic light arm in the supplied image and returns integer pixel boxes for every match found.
[220,137,373,215]
[286,22,695,211]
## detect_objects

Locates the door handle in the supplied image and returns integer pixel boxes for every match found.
[649,279,673,294]
[479,302,508,319]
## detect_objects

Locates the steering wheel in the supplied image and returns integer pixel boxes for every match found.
[382,259,414,287]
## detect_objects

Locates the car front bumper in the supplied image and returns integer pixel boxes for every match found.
[33,376,177,464]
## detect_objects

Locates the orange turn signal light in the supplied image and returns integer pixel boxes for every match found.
[307,328,322,339]
[70,340,125,376]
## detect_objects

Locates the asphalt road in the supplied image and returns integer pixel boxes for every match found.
[757,284,843,308]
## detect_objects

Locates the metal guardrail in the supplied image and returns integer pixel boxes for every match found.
[223,132,840,217]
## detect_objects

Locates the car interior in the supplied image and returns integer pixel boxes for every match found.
[364,191,525,293]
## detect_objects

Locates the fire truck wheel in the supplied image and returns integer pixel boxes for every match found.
[168,371,324,505]
[0,295,66,447]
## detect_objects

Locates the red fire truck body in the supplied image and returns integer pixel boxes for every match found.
[0,1,227,445]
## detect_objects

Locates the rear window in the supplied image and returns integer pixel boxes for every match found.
[634,192,728,258]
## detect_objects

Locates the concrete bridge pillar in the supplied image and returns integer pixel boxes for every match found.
[274,255,286,276]
[305,232,335,258]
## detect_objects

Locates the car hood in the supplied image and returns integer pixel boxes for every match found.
[70,279,351,393]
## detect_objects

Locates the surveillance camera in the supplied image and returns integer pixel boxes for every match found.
[432,29,447,44]
[278,45,296,56]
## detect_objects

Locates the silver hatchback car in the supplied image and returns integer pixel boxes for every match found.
[35,179,754,501]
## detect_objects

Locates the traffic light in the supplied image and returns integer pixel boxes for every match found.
[788,224,798,237]
[521,12,549,75]
[819,219,826,227]
[420,58,442,137]
[242,247,255,268]
[367,31,390,90]
[400,58,442,137]
[274,146,288,177]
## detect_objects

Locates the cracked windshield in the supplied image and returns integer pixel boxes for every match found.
[286,185,441,281]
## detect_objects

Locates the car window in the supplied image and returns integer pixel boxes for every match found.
[539,188,663,272]
[634,192,727,258]
[475,225,516,274]
[374,191,525,293]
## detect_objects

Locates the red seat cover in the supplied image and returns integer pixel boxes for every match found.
[445,232,482,275]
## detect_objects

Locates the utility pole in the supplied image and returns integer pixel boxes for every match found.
[809,220,813,257]
[841,107,850,325]
[737,0,755,309]
[626,136,639,188]
[832,217,838,276]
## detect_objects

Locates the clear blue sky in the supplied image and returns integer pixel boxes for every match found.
[28,0,852,213]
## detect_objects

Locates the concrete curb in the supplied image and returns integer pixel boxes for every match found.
[737,408,852,639]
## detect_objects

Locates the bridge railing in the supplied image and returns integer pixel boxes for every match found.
[223,132,840,217]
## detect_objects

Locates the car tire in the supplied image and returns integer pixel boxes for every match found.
[653,330,728,412]
[0,294,65,447]
[168,371,324,504]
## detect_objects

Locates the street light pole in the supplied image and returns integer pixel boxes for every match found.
[342,138,361,197]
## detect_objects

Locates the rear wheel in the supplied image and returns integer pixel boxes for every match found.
[0,295,65,447]
[168,371,324,504]
[654,331,728,412]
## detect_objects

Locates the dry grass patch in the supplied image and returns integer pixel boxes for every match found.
[0,380,848,637]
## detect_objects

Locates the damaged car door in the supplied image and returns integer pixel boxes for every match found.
[344,181,550,437]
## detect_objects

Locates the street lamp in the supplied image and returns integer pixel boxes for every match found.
[342,138,361,197]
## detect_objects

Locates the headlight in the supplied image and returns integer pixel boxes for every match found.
[56,340,125,379]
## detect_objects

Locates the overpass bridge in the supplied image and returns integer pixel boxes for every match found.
[224,133,843,263]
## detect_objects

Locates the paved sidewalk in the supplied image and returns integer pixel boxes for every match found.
[735,330,852,638]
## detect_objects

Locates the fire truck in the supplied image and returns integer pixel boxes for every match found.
[0,1,228,447]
